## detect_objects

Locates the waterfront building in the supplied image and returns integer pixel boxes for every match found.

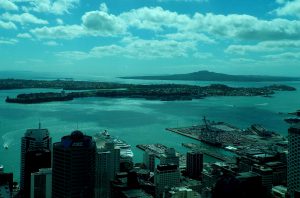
[186,151,203,180]
[154,164,180,198]
[160,148,179,167]
[288,124,300,197]
[144,150,156,172]
[20,124,52,198]
[30,168,52,198]
[95,141,120,198]
[52,130,96,198]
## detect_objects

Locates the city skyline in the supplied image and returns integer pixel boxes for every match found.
[0,0,300,76]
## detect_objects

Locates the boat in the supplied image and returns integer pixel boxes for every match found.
[3,143,8,149]
[94,130,134,159]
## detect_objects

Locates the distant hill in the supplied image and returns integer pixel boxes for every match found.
[120,71,300,82]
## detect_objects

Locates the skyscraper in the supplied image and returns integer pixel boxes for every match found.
[95,141,120,198]
[143,150,155,172]
[52,130,96,198]
[154,164,180,198]
[288,124,300,197]
[30,168,52,198]
[186,151,203,180]
[20,124,52,198]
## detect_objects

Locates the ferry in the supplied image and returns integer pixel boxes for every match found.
[94,130,134,159]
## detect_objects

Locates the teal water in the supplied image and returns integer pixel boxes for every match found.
[0,80,299,181]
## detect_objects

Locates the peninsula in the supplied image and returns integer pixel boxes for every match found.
[1,79,296,104]
[120,70,300,82]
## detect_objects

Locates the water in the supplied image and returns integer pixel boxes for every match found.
[0,78,299,182]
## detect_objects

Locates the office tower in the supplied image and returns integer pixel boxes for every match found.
[154,164,180,198]
[288,124,300,197]
[30,168,52,198]
[160,148,179,167]
[252,165,273,196]
[95,141,120,198]
[20,124,52,198]
[52,130,96,198]
[143,150,155,172]
[186,151,203,180]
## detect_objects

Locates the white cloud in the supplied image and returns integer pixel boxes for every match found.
[264,52,300,59]
[275,0,300,18]
[56,18,63,25]
[12,0,79,15]
[0,0,18,11]
[99,3,108,13]
[226,40,300,54]
[0,38,18,45]
[120,7,191,31]
[17,33,32,38]
[193,52,213,59]
[2,12,48,25]
[82,10,126,35]
[30,25,85,39]
[191,13,300,41]
[0,20,17,29]
[43,40,59,46]
[57,38,196,60]
[163,32,215,43]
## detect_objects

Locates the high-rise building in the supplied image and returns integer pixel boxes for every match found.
[0,165,13,197]
[20,124,52,198]
[94,142,120,198]
[30,168,52,198]
[144,150,155,172]
[154,164,180,198]
[186,151,203,180]
[288,124,300,197]
[160,148,179,167]
[52,130,96,198]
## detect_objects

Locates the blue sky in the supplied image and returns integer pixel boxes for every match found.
[0,0,300,77]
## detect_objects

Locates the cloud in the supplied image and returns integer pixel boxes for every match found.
[82,10,126,35]
[30,25,85,39]
[191,13,300,41]
[56,18,63,25]
[56,37,196,60]
[0,38,18,45]
[275,0,300,18]
[120,6,191,31]
[264,52,300,60]
[0,20,17,29]
[2,12,48,25]
[0,0,18,10]
[163,32,215,43]
[17,33,32,38]
[226,40,300,54]
[158,0,208,2]
[43,40,59,46]
[12,0,79,15]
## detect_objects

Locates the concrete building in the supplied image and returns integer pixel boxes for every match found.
[144,150,156,172]
[160,148,179,167]
[30,168,52,198]
[252,165,273,197]
[154,164,180,198]
[166,187,196,198]
[288,124,300,197]
[95,142,120,198]
[52,130,96,198]
[186,151,203,180]
[20,124,52,198]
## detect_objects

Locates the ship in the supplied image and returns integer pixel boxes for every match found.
[94,130,134,159]
[3,143,8,149]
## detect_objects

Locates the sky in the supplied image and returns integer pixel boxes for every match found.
[0,0,300,77]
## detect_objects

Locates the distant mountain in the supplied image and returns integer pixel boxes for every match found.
[120,71,300,82]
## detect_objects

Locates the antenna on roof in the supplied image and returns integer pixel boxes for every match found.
[38,119,41,129]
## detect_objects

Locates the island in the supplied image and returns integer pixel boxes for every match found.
[1,79,296,104]
[120,70,300,82]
